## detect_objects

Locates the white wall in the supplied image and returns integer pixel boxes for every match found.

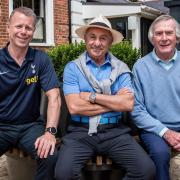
[71,0,86,43]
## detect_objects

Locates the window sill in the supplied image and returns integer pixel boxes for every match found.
[30,42,55,47]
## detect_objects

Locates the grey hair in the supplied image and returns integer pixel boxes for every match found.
[148,14,180,44]
[9,7,37,26]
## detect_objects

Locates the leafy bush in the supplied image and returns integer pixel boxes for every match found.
[48,42,85,80]
[110,41,141,70]
[48,41,141,79]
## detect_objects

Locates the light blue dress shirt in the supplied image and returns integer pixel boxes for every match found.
[63,52,132,120]
[152,49,177,70]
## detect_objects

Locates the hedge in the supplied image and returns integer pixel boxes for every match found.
[48,41,141,80]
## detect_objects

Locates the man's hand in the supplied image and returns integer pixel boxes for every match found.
[163,129,180,151]
[34,132,56,158]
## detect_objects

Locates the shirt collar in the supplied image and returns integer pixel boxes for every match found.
[152,48,177,63]
[3,42,34,63]
[86,51,111,65]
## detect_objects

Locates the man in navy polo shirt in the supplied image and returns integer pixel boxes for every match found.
[0,7,61,180]
[55,15,155,180]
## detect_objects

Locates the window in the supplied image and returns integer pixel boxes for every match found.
[9,0,54,46]
[109,17,131,40]
[141,18,153,56]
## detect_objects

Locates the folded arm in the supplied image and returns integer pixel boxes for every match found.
[65,93,110,116]
[80,88,134,112]
[131,66,169,136]
[96,88,134,111]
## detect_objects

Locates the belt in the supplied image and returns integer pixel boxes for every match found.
[71,116,121,124]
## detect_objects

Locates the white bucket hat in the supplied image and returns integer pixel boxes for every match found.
[75,15,124,45]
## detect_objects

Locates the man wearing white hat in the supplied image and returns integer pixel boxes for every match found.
[55,15,155,180]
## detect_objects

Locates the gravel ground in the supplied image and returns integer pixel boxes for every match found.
[0,155,8,180]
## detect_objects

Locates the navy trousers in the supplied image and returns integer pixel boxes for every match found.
[0,119,57,180]
[140,131,171,180]
[55,123,156,180]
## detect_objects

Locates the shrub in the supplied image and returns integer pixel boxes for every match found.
[48,41,141,79]
[110,41,141,70]
[48,42,85,80]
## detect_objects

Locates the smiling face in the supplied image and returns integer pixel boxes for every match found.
[84,27,113,65]
[152,19,177,61]
[7,11,35,50]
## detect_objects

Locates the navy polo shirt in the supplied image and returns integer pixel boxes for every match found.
[0,46,60,124]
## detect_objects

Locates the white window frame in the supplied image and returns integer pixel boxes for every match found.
[9,0,55,46]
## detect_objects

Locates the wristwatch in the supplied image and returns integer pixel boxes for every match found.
[89,92,96,104]
[45,127,57,135]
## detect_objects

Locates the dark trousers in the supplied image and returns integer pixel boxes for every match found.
[140,131,171,180]
[0,119,57,180]
[55,123,155,180]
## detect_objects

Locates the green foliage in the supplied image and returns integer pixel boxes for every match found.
[110,40,141,70]
[48,41,141,79]
[48,42,86,79]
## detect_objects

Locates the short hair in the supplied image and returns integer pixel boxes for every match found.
[9,7,37,26]
[148,14,180,44]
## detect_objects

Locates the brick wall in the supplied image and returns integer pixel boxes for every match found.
[0,0,9,48]
[0,0,69,48]
[54,0,69,45]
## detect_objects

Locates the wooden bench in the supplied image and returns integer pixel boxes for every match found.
[5,132,139,180]
[5,89,137,180]
[5,139,179,180]
[5,147,125,180]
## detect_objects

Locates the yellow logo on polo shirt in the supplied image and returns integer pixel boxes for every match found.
[25,75,38,85]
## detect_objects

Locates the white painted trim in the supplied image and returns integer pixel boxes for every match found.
[82,5,141,19]
[9,0,13,16]
[127,15,141,49]
[129,16,141,49]
[30,42,54,47]
[45,0,55,46]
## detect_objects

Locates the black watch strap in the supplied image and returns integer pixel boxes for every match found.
[45,127,57,135]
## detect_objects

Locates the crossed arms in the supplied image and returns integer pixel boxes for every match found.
[65,87,134,117]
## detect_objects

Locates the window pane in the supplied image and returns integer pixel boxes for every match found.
[34,1,40,16]
[22,0,32,8]
[33,17,46,43]
[109,17,129,39]
[13,0,32,8]
[141,18,153,56]
[13,1,21,9]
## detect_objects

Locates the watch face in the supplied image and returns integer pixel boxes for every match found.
[50,127,57,134]
[47,127,57,135]
[89,92,96,103]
